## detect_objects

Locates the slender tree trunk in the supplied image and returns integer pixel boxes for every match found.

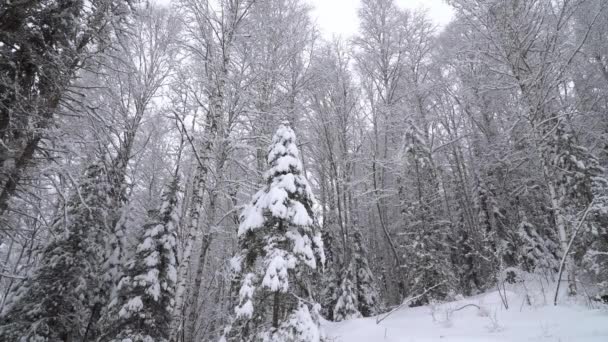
[169,175,202,341]
[546,168,577,295]
[185,231,214,341]
[272,291,280,328]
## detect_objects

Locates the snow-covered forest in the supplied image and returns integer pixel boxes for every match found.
[0,0,607,341]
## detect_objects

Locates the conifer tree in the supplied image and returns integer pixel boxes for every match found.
[101,176,180,342]
[325,231,379,321]
[547,125,608,295]
[352,231,380,317]
[318,231,340,321]
[583,168,608,300]
[0,162,114,341]
[399,121,454,303]
[517,210,559,274]
[225,122,326,342]
[0,0,132,216]
[450,229,486,296]
[333,268,361,321]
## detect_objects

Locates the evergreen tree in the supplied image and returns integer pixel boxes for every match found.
[398,121,455,303]
[547,124,608,295]
[0,162,114,341]
[332,267,361,321]
[261,302,324,342]
[324,231,379,321]
[450,229,487,296]
[517,210,559,275]
[583,170,608,300]
[101,176,180,342]
[225,122,326,341]
[352,231,380,317]
[318,231,340,321]
[0,0,132,216]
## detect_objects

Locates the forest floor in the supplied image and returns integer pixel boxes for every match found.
[325,287,608,341]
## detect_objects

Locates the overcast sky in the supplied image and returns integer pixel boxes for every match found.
[309,0,454,38]
[156,0,454,38]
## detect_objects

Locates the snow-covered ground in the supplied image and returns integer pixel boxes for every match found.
[325,290,608,341]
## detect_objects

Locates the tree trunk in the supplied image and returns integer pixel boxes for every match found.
[184,232,213,341]
[272,291,280,328]
[170,168,206,341]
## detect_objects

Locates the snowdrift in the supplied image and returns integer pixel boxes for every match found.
[325,290,608,341]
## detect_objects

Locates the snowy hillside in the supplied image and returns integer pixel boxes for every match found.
[326,291,608,342]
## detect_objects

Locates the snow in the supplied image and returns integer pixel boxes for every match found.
[325,290,608,342]
[145,223,162,237]
[138,237,155,252]
[119,296,143,318]
[238,190,266,234]
[333,273,362,321]
[238,122,316,236]
[236,300,254,319]
[290,201,312,226]
[238,186,313,235]
[267,155,302,176]
[312,232,326,267]
[288,303,323,342]
[230,255,243,273]
[236,273,255,318]
[167,264,177,283]
[276,173,297,192]
[161,232,177,250]
[263,302,324,342]
[147,281,161,301]
[144,251,160,267]
[267,187,289,218]
[262,251,293,292]
[287,231,316,268]
[134,268,161,300]
[266,122,299,165]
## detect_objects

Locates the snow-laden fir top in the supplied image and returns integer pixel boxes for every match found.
[238,123,315,235]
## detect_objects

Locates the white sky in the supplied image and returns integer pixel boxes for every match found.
[155,0,454,38]
[309,0,454,38]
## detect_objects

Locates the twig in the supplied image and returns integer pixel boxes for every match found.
[497,279,509,310]
[376,281,446,324]
[171,109,205,170]
[452,303,480,312]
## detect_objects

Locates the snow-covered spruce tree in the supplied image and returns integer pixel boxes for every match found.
[332,267,361,321]
[545,124,608,296]
[225,122,325,342]
[325,230,379,321]
[100,176,180,342]
[399,122,454,304]
[0,162,115,341]
[351,231,380,317]
[450,229,487,296]
[318,230,340,321]
[517,209,559,275]
[583,167,608,301]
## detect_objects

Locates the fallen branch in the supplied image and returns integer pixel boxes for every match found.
[376,281,446,324]
[0,272,25,280]
[452,303,481,312]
